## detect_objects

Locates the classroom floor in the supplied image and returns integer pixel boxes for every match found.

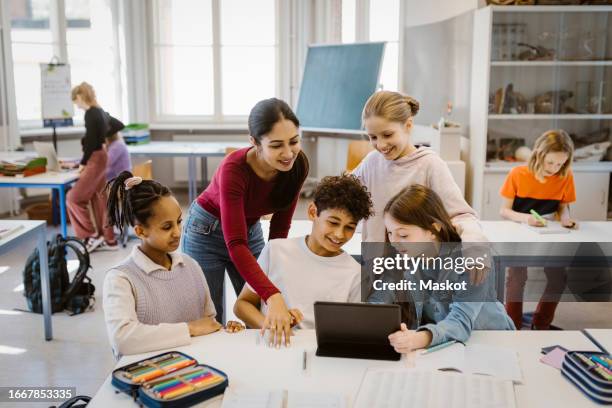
[0,190,610,407]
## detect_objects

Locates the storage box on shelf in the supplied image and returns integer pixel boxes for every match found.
[470,5,612,221]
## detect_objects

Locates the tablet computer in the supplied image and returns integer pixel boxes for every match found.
[314,302,401,361]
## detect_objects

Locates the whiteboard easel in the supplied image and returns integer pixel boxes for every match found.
[40,62,74,150]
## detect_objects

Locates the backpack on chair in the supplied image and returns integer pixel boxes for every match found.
[22,234,95,315]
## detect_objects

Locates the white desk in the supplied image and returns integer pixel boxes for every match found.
[0,170,79,237]
[584,329,612,353]
[89,330,600,408]
[481,221,612,243]
[0,220,51,340]
[267,220,612,248]
[127,142,249,203]
[268,220,612,301]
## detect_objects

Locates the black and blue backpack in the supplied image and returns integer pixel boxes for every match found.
[22,234,95,315]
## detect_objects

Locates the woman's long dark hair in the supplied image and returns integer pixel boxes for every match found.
[106,171,172,239]
[248,98,309,210]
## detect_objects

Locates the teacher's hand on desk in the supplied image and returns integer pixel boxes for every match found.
[262,293,293,348]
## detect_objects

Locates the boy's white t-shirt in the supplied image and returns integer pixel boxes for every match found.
[247,236,362,329]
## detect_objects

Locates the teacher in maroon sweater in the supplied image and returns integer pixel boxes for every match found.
[182,98,309,346]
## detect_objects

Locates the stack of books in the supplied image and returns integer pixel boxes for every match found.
[0,157,47,177]
[123,123,150,145]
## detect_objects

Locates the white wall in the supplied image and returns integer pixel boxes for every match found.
[401,0,481,129]
[403,0,480,27]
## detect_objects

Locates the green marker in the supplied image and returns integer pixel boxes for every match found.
[530,209,547,226]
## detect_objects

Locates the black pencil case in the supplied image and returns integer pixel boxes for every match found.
[111,351,228,407]
[561,351,612,405]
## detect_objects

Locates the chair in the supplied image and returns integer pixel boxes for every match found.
[346,140,373,172]
[225,147,240,156]
[132,159,153,180]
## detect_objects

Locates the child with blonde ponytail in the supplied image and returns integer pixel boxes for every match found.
[353,91,488,283]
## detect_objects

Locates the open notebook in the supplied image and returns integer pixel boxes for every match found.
[416,343,523,383]
[354,368,516,408]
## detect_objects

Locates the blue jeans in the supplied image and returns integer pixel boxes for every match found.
[182,202,265,323]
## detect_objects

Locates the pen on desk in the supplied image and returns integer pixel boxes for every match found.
[420,340,458,355]
[302,350,307,371]
[529,209,547,226]
[581,329,609,354]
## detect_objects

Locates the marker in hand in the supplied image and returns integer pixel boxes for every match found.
[530,209,547,226]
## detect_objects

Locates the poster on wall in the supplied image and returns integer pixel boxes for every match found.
[40,63,74,127]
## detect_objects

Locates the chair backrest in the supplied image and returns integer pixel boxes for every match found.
[132,160,152,180]
[225,147,240,156]
[346,140,373,172]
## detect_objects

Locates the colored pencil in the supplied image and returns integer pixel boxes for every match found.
[126,353,178,372]
[161,376,224,400]
[593,365,612,381]
[144,368,208,389]
[420,340,458,355]
[591,355,611,370]
[127,356,191,378]
[132,359,196,383]
[153,371,210,392]
[154,372,213,395]
[127,356,187,376]
[576,353,596,368]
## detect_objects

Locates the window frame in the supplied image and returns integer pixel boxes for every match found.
[341,0,404,91]
[9,0,124,130]
[147,0,286,124]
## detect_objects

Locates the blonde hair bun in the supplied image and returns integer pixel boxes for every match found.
[362,91,421,124]
[404,96,420,116]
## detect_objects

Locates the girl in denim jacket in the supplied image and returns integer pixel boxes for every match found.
[371,184,514,354]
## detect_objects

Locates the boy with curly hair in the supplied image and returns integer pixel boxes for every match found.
[234,174,374,330]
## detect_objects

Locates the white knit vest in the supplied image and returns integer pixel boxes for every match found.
[113,256,207,325]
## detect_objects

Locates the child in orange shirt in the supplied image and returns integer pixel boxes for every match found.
[499,129,577,329]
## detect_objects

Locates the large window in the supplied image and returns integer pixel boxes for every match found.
[151,0,277,120]
[66,0,121,122]
[369,0,399,92]
[9,0,124,128]
[9,0,54,123]
[341,0,400,92]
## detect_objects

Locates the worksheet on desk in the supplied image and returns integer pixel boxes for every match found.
[221,389,346,408]
[354,368,516,408]
[416,343,523,383]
